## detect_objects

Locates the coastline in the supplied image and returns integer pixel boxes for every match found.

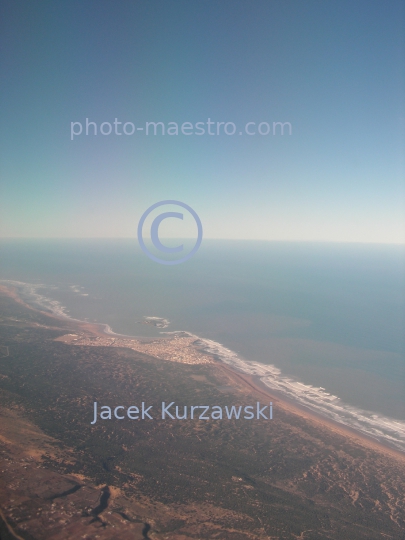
[216,363,405,463]
[0,284,154,341]
[0,283,404,462]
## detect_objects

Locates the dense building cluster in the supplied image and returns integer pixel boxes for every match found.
[58,333,214,365]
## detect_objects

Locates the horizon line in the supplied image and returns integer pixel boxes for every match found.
[0,237,404,246]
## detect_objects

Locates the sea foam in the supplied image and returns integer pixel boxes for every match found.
[2,280,404,453]
[165,331,405,453]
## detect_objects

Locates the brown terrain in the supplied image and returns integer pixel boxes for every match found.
[0,285,404,539]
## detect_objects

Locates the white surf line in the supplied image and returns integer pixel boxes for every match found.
[3,281,404,452]
[163,331,405,452]
[0,280,70,319]
[0,280,165,340]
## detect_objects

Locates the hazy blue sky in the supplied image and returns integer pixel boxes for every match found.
[1,0,404,242]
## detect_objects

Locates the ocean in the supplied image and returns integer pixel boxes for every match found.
[0,239,404,450]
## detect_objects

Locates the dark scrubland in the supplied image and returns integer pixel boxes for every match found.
[0,293,404,540]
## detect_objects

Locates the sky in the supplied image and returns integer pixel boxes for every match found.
[0,0,404,242]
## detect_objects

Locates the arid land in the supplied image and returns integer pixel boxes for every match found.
[0,287,404,539]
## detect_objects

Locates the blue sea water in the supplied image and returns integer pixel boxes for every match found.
[0,239,404,448]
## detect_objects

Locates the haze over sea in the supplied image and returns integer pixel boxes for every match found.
[1,240,404,449]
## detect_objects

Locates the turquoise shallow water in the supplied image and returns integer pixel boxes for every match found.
[0,239,404,427]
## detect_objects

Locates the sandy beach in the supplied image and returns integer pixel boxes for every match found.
[216,362,405,463]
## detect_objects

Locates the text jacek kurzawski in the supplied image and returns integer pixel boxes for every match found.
[91,402,273,424]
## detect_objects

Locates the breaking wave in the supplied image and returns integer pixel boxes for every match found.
[0,280,70,319]
[164,331,405,453]
[141,316,170,328]
[1,280,404,453]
